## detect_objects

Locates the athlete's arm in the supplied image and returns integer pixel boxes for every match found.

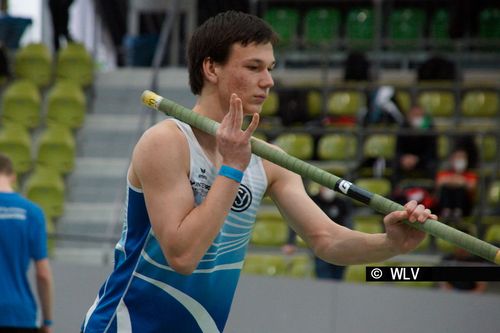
[264,162,436,265]
[130,94,258,275]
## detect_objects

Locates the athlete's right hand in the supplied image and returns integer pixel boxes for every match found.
[216,93,259,171]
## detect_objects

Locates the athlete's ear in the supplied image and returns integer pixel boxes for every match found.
[202,57,219,85]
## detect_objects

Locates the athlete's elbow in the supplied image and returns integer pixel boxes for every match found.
[168,254,199,275]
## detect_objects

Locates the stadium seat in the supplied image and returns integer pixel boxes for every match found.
[363,134,396,159]
[306,90,322,118]
[36,125,76,174]
[263,8,299,47]
[274,133,314,160]
[327,91,366,117]
[1,79,41,129]
[487,180,500,207]
[261,91,279,117]
[24,166,65,219]
[388,8,425,49]
[243,254,286,276]
[288,255,314,278]
[355,177,392,198]
[344,264,366,283]
[485,225,500,244]
[14,43,53,87]
[429,9,451,47]
[251,220,288,246]
[317,133,358,161]
[417,90,455,117]
[476,135,497,162]
[395,90,411,113]
[0,125,32,175]
[352,215,384,234]
[478,8,500,40]
[461,90,499,117]
[303,8,340,46]
[55,42,94,87]
[345,8,375,49]
[46,80,87,128]
[437,135,450,159]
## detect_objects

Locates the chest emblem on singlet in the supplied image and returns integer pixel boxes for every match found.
[231,183,252,212]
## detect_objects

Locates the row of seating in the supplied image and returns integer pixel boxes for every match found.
[1,79,87,130]
[263,6,500,49]
[0,124,75,175]
[12,42,94,88]
[262,88,500,120]
[263,132,497,165]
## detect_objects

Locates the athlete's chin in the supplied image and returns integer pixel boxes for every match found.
[244,103,263,115]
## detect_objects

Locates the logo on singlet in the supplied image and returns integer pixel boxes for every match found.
[231,183,252,212]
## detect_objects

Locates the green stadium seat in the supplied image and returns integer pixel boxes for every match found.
[1,79,41,129]
[0,125,32,175]
[317,133,358,161]
[55,42,94,87]
[429,9,451,47]
[243,254,287,276]
[345,8,375,49]
[388,8,425,49]
[327,91,366,116]
[263,8,299,47]
[36,125,76,174]
[478,8,500,39]
[303,8,340,46]
[461,91,499,117]
[363,134,396,159]
[46,80,87,128]
[417,90,455,117]
[13,43,53,88]
[24,166,65,219]
[274,133,314,160]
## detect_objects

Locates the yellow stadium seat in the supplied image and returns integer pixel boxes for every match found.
[46,80,87,129]
[417,90,455,117]
[0,125,33,175]
[288,255,314,278]
[14,42,53,87]
[274,133,314,160]
[1,80,41,129]
[363,134,396,159]
[306,90,322,118]
[261,91,279,117]
[461,91,499,117]
[317,133,357,161]
[251,220,288,246]
[56,42,94,87]
[353,215,384,234]
[24,167,65,219]
[327,91,366,116]
[36,125,76,174]
[243,254,287,276]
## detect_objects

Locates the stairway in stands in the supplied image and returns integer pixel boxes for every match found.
[54,68,196,264]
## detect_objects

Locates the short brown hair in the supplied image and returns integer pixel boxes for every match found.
[187,11,278,95]
[0,153,14,175]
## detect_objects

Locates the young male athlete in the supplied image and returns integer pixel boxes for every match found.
[82,11,436,332]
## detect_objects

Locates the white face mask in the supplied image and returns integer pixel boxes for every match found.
[452,158,467,173]
[319,188,336,201]
[410,116,424,128]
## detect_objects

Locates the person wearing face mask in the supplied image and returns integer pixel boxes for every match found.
[435,148,478,220]
[393,105,438,186]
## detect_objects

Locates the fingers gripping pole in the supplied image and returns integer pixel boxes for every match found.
[141,90,500,265]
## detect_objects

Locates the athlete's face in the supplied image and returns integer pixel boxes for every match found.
[216,42,275,115]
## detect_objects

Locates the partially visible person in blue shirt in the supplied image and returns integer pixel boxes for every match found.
[0,153,54,333]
